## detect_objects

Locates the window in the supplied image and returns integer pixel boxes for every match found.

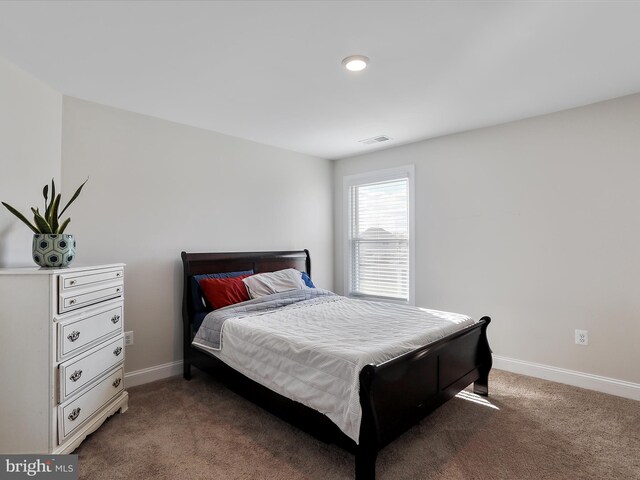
[345,166,414,304]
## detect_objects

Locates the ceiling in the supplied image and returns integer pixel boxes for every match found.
[1,1,639,160]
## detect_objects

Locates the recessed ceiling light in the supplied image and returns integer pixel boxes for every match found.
[342,55,369,72]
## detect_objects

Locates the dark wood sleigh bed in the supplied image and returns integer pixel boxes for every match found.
[181,250,492,480]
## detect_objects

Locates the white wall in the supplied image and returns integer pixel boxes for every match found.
[0,57,62,267]
[334,93,640,385]
[61,97,334,374]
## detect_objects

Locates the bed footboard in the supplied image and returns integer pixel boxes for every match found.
[356,317,492,480]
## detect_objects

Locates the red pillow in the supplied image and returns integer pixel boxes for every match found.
[199,275,251,310]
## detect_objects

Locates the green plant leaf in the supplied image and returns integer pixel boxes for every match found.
[46,178,56,219]
[1,202,40,234]
[31,208,52,234]
[59,178,88,217]
[58,217,71,234]
[48,194,61,233]
[3,177,84,235]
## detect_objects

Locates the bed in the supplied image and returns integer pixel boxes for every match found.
[181,250,492,480]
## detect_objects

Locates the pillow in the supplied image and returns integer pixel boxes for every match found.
[301,271,315,288]
[199,275,251,310]
[243,268,306,299]
[190,270,253,313]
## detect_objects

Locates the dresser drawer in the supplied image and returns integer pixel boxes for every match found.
[59,281,123,314]
[58,366,124,441]
[57,303,123,360]
[60,267,124,292]
[59,335,125,402]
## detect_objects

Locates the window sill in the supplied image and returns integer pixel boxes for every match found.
[347,293,412,306]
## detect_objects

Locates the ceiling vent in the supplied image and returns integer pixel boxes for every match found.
[359,135,391,145]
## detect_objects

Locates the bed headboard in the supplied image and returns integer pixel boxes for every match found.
[180,249,311,326]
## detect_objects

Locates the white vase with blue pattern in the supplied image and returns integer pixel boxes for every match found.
[32,234,76,268]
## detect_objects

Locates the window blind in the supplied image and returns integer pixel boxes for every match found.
[350,177,409,301]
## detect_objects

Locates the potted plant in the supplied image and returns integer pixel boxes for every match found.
[2,178,88,268]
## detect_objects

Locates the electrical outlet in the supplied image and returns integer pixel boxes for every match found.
[124,331,134,346]
[575,329,588,346]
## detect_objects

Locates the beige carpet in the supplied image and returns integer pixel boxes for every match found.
[76,369,640,480]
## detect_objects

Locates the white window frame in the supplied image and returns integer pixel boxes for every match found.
[343,165,415,305]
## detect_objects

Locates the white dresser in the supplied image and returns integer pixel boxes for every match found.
[0,264,129,453]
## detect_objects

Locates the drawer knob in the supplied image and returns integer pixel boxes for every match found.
[69,299,77,305]
[113,346,122,356]
[69,370,83,382]
[69,280,77,286]
[116,272,122,277]
[111,314,120,324]
[67,331,80,342]
[68,407,81,421]
[112,378,122,388]
[116,287,122,293]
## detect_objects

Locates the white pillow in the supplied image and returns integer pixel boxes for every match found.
[242,268,306,299]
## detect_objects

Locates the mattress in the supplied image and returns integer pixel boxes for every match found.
[192,290,475,443]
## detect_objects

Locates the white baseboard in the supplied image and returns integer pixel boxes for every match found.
[493,355,640,401]
[124,360,183,388]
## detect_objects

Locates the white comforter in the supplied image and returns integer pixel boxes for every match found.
[193,293,475,443]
